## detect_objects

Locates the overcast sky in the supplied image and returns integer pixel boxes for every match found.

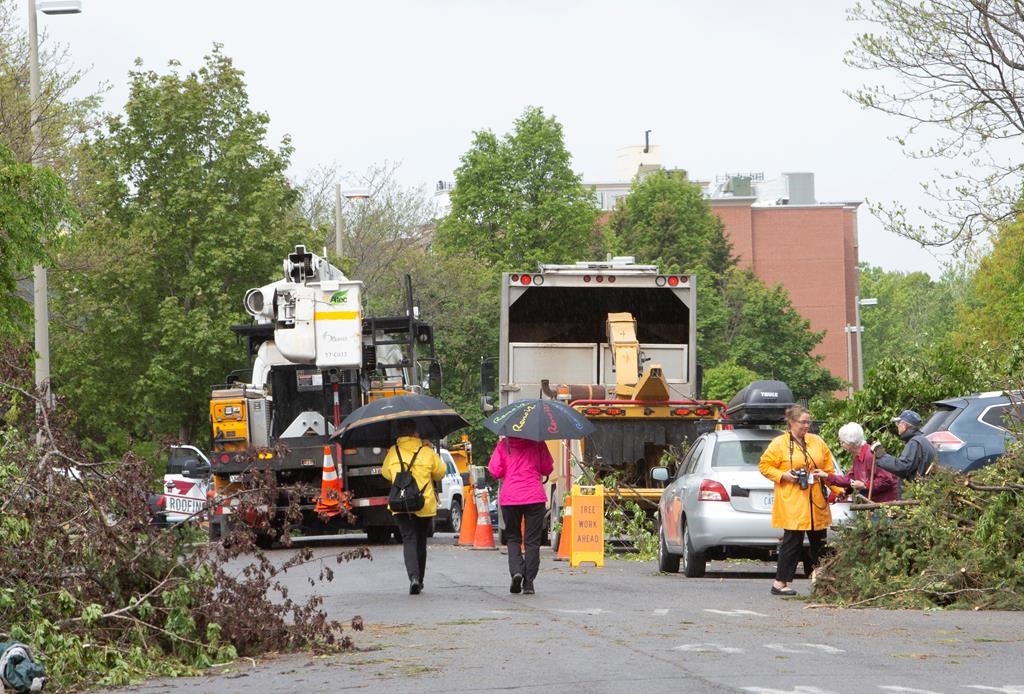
[36,0,955,277]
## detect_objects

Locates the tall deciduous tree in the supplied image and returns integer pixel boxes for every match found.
[952,210,1024,373]
[435,106,601,270]
[53,48,308,450]
[608,170,840,398]
[609,169,733,277]
[847,0,1024,250]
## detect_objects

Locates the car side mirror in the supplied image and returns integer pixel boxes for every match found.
[652,466,669,483]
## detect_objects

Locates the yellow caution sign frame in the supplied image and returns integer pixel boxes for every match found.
[569,484,604,567]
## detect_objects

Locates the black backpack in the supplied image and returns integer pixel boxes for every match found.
[388,445,429,513]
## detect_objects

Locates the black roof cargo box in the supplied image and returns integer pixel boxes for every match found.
[726,380,794,423]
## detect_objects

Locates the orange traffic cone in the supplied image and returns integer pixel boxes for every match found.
[471,488,498,550]
[457,484,477,546]
[315,445,344,517]
[554,496,572,561]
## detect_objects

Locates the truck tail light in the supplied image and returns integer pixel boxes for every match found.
[926,431,965,452]
[698,479,730,501]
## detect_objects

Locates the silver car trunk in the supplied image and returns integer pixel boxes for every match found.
[713,468,774,514]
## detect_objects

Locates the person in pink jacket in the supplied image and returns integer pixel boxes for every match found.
[488,436,554,595]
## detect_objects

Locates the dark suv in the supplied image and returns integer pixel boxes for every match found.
[922,391,1021,472]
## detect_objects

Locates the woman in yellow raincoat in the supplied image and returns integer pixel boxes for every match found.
[381,419,446,595]
[759,405,842,596]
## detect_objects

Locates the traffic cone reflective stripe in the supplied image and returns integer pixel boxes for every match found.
[471,488,497,550]
[315,445,345,517]
[457,484,477,546]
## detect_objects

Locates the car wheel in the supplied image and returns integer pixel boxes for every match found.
[657,523,680,573]
[449,498,463,534]
[681,521,706,578]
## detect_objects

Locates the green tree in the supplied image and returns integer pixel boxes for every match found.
[609,169,733,276]
[435,106,601,270]
[952,209,1024,374]
[702,360,757,402]
[846,0,1024,250]
[0,142,75,338]
[857,262,964,373]
[52,48,308,450]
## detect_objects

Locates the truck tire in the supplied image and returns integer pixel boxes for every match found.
[449,498,463,534]
[208,515,229,543]
[657,523,680,573]
[680,521,706,578]
[366,527,391,544]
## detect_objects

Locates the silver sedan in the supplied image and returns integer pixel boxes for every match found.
[653,428,852,577]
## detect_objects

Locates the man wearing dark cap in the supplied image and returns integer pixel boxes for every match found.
[869,410,938,484]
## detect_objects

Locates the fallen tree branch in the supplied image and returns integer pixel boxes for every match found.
[849,499,922,510]
[964,481,1024,492]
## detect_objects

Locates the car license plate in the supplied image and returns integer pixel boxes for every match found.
[166,496,205,515]
[758,493,774,509]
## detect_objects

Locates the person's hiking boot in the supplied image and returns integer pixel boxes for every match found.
[522,580,535,595]
[409,578,422,595]
[510,573,523,594]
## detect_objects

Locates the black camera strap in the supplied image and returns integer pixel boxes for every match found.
[788,433,815,471]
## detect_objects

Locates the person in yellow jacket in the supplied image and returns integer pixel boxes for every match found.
[759,405,843,596]
[381,419,446,595]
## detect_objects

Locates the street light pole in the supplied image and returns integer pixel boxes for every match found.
[844,325,855,397]
[28,0,51,405]
[334,183,343,258]
[28,0,81,407]
[333,185,370,261]
[854,296,878,391]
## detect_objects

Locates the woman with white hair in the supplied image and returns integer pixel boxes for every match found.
[826,422,899,502]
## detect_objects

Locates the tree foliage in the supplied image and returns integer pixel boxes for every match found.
[52,48,309,451]
[435,106,601,270]
[857,262,965,371]
[0,343,363,689]
[0,142,75,338]
[815,446,1024,610]
[952,209,1024,368]
[0,0,102,173]
[846,0,1024,250]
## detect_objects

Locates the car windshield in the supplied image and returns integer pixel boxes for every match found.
[711,439,771,468]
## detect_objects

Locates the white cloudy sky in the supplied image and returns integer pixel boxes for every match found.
[36,0,957,277]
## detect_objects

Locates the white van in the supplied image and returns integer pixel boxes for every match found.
[160,445,212,525]
[436,449,466,533]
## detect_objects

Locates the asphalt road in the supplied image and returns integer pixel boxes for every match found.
[104,533,1023,694]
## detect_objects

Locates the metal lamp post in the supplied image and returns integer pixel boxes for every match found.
[855,296,878,391]
[29,0,81,406]
[334,185,370,259]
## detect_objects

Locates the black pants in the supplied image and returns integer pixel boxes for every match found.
[776,528,827,583]
[394,514,432,583]
[502,502,545,582]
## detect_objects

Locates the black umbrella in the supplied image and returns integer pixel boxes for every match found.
[482,398,595,441]
[332,394,469,447]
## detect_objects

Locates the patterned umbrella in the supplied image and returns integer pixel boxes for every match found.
[332,394,468,447]
[482,398,595,441]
